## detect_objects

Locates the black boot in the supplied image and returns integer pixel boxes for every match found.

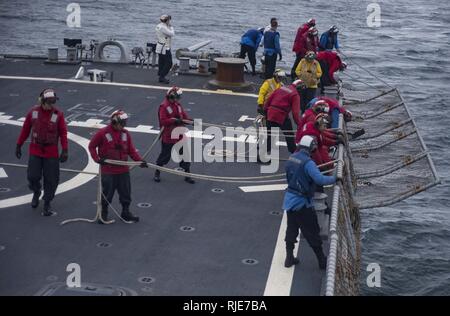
[284,245,300,268]
[153,169,161,183]
[98,207,108,224]
[31,191,41,208]
[313,247,327,270]
[41,201,55,217]
[121,206,139,222]
[183,168,195,184]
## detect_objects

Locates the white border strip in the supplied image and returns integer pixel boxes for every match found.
[0,75,258,98]
[264,212,300,296]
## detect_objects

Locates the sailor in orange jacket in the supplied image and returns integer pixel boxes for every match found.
[16,88,68,216]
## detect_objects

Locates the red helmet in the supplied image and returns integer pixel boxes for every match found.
[307,18,316,26]
[315,113,330,127]
[308,27,318,36]
[166,86,183,100]
[312,100,329,113]
[39,88,58,104]
[344,110,352,122]
[110,110,129,126]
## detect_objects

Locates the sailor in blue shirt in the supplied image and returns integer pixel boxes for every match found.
[263,19,282,79]
[282,135,336,269]
[319,25,340,52]
[239,28,264,75]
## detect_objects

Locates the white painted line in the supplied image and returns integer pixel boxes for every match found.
[238,115,256,122]
[0,118,97,209]
[239,184,287,193]
[0,75,258,98]
[0,168,7,178]
[264,212,300,296]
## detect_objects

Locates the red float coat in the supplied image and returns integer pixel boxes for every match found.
[89,124,143,174]
[16,105,68,159]
[264,85,301,126]
[158,99,191,144]
[316,51,343,84]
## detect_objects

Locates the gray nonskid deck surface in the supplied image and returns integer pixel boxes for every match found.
[0,58,324,296]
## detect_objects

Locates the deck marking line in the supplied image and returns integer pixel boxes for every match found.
[264,212,300,296]
[0,75,258,98]
[0,118,97,209]
[0,168,7,178]
[239,184,287,193]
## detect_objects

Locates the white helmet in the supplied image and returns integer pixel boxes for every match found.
[298,135,318,152]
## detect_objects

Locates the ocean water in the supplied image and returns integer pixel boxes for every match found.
[0,0,449,295]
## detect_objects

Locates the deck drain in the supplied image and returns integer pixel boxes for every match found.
[188,102,195,105]
[46,275,58,282]
[138,276,155,284]
[137,202,152,208]
[67,89,78,93]
[180,226,195,232]
[146,96,156,99]
[141,286,154,293]
[96,242,112,248]
[120,87,129,90]
[242,259,259,266]
[96,99,106,103]
[92,201,97,205]
[0,188,11,193]
[185,108,191,112]
[9,93,19,97]
[211,188,224,193]
[222,122,233,126]
[0,245,5,252]
[270,211,282,216]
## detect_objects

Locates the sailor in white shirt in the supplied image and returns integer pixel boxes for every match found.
[155,15,175,84]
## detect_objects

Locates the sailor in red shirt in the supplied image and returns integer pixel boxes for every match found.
[262,80,304,155]
[16,88,68,216]
[291,25,319,81]
[298,100,329,132]
[89,110,148,223]
[153,87,195,184]
[316,51,347,92]
[296,114,343,168]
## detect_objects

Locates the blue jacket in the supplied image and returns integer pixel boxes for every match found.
[263,29,281,56]
[319,31,339,50]
[240,29,263,50]
[282,150,336,211]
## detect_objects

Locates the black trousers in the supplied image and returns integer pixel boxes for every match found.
[157,49,173,79]
[266,118,296,154]
[101,172,131,210]
[285,206,322,250]
[264,54,277,79]
[156,141,190,171]
[27,155,60,202]
[319,60,331,93]
[239,44,257,73]
[304,88,318,106]
[290,53,304,81]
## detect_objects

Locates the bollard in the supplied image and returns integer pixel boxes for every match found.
[179,57,190,72]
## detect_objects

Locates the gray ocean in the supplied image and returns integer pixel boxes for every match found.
[0,0,449,295]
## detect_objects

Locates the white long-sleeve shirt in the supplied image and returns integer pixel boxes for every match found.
[155,22,175,52]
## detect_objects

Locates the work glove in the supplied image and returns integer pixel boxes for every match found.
[98,158,107,165]
[257,106,265,115]
[278,53,282,61]
[15,144,22,159]
[59,149,68,163]
[140,160,149,168]
[174,117,183,125]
